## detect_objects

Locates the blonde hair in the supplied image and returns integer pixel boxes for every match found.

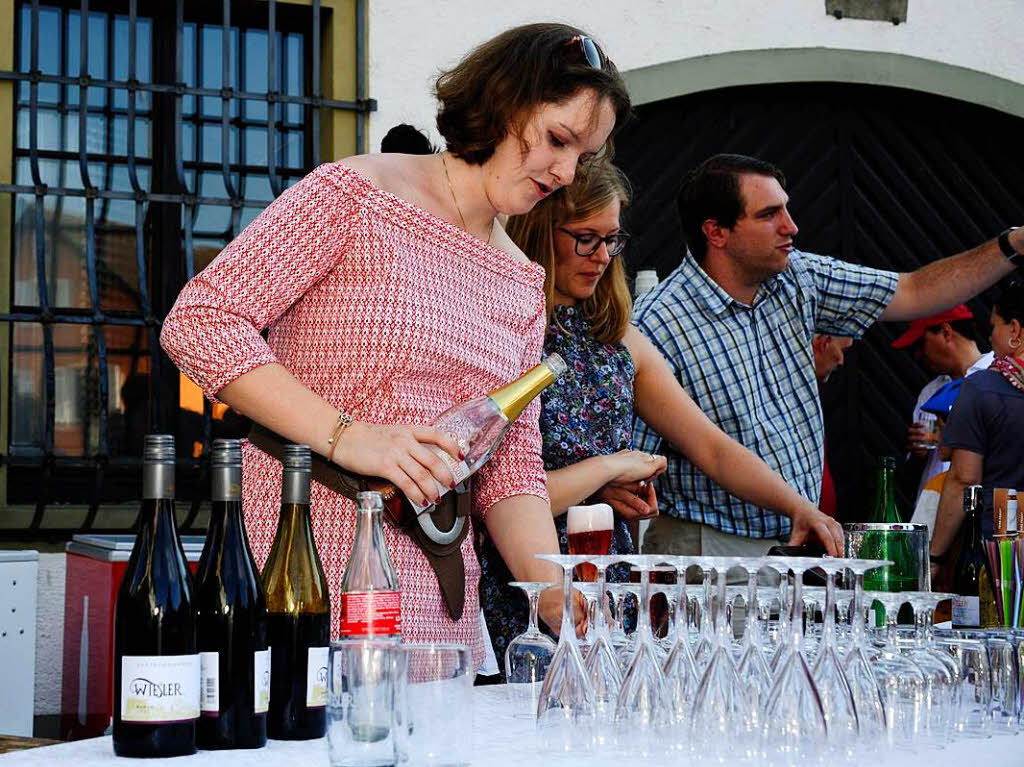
[507,160,633,344]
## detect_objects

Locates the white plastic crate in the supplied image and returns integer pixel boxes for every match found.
[0,551,39,737]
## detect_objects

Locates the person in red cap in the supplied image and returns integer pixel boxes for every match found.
[890,304,993,503]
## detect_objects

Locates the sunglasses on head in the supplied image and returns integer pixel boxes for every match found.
[558,227,630,258]
[565,34,612,70]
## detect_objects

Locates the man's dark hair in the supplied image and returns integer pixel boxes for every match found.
[380,124,436,155]
[678,153,787,263]
[994,280,1024,326]
[924,319,978,343]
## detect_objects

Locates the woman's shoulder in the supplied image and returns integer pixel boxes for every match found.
[336,153,435,200]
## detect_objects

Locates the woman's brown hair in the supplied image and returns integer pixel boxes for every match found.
[435,23,631,165]
[507,160,633,345]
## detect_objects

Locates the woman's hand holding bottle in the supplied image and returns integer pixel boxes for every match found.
[331,421,463,507]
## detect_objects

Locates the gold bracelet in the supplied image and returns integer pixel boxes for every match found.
[326,411,354,465]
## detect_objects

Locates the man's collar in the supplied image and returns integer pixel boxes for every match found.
[681,252,785,315]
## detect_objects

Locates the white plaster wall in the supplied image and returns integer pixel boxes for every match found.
[365,0,1024,152]
[34,553,66,717]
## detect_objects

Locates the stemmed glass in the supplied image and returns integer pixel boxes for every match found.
[614,555,669,758]
[689,557,756,763]
[533,554,597,753]
[605,582,634,667]
[839,559,890,744]
[692,563,717,677]
[581,555,626,731]
[505,581,557,720]
[735,559,774,718]
[864,590,926,747]
[760,557,828,764]
[809,560,860,757]
[902,591,959,740]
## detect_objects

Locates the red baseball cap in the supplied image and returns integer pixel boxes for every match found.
[890,304,974,349]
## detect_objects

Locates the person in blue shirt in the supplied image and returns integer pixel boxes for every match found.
[931,281,1024,579]
[634,153,1024,558]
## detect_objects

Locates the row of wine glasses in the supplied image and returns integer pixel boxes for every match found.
[506,553,1024,764]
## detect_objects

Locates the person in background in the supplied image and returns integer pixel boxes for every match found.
[812,333,854,518]
[160,23,631,671]
[634,153,1024,559]
[889,305,993,502]
[931,281,1024,581]
[479,159,848,672]
[380,123,437,154]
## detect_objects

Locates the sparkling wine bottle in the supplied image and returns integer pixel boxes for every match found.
[262,444,331,740]
[340,491,402,638]
[113,434,199,758]
[196,439,269,749]
[393,353,567,519]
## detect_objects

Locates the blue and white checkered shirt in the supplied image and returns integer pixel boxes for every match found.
[632,250,899,539]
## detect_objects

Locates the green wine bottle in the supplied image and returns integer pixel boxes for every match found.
[862,457,917,593]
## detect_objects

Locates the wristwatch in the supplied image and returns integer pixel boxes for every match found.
[998,226,1022,265]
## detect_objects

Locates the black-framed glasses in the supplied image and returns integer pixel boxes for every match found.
[558,228,631,257]
[566,34,611,70]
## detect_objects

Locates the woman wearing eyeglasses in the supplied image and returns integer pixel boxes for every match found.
[160,23,629,671]
[478,159,848,672]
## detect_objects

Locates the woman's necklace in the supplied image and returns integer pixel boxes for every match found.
[441,153,492,246]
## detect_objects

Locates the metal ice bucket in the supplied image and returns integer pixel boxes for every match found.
[843,522,930,592]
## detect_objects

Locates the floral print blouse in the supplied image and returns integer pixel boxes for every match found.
[478,304,637,674]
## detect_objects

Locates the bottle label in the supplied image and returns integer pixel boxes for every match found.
[199,651,219,715]
[340,591,402,637]
[121,654,200,723]
[408,446,470,515]
[306,646,329,708]
[952,595,980,626]
[1008,499,1018,534]
[254,648,271,714]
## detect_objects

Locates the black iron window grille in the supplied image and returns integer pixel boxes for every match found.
[1,0,374,538]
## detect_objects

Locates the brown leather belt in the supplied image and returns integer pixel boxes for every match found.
[248,424,471,620]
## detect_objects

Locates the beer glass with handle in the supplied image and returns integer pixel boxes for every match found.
[567,504,614,582]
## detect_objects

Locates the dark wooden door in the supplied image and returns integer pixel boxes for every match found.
[615,82,1024,520]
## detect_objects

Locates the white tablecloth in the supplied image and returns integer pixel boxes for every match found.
[2,687,1020,766]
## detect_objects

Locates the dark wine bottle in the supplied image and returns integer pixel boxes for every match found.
[113,434,199,757]
[196,439,269,749]
[262,444,331,740]
[952,485,997,628]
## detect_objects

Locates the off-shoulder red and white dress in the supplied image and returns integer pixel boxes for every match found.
[160,163,549,667]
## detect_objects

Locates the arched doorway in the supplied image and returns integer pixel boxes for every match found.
[616,81,1024,520]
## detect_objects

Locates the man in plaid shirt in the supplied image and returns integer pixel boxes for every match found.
[634,153,1024,557]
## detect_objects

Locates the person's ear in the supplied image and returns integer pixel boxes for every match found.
[701,219,728,250]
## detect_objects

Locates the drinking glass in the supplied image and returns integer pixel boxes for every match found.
[504,581,557,720]
[567,504,613,581]
[902,591,959,739]
[864,591,927,746]
[689,557,756,763]
[614,555,670,758]
[934,637,992,737]
[658,555,699,754]
[809,560,859,757]
[580,555,626,731]
[735,560,774,717]
[328,639,406,767]
[911,413,939,450]
[839,559,890,743]
[760,557,828,764]
[692,564,717,677]
[605,582,634,665]
[533,553,597,753]
[986,635,1019,734]
[397,643,473,767]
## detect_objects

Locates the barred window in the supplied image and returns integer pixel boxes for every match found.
[1,0,373,536]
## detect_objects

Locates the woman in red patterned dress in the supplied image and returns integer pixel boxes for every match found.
[160,23,630,668]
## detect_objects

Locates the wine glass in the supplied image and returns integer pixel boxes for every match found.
[760,557,828,764]
[864,590,927,747]
[809,560,860,757]
[614,555,670,758]
[734,559,774,718]
[689,556,757,763]
[839,559,891,744]
[504,581,557,720]
[580,555,626,732]
[533,553,597,753]
[656,555,699,755]
[902,591,959,740]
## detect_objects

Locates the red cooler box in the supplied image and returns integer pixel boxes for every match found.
[60,534,204,740]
